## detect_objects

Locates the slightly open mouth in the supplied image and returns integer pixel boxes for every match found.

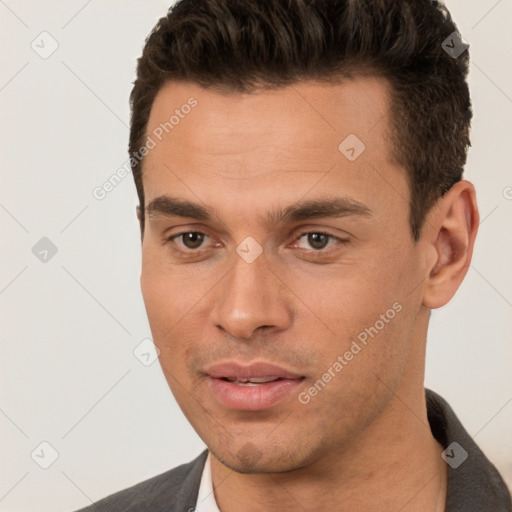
[209,374,305,410]
[220,376,284,386]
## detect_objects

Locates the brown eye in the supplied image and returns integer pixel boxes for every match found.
[180,232,205,249]
[306,233,330,250]
[296,232,337,251]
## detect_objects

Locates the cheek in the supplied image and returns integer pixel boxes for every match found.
[140,251,220,381]
[140,266,199,398]
[289,253,416,380]
[288,264,396,334]
[140,246,206,322]
[140,255,193,350]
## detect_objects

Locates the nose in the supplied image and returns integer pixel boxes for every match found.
[211,250,293,341]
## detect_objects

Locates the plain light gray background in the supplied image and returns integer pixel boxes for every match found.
[1,1,511,510]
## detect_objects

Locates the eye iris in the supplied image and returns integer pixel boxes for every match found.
[308,233,329,250]
[183,232,204,249]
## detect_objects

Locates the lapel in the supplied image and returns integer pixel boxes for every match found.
[170,449,208,511]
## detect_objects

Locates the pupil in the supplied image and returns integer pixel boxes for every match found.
[308,233,328,250]
[183,232,204,249]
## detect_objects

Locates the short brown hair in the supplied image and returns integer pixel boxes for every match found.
[129,0,471,240]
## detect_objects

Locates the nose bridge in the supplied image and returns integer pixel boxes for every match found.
[212,249,291,339]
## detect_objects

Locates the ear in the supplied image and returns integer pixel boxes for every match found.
[136,205,144,240]
[422,180,479,309]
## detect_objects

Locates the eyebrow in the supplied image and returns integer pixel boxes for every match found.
[145,195,372,225]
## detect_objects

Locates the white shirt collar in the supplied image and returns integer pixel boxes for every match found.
[195,452,221,512]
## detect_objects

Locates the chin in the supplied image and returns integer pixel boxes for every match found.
[209,440,315,475]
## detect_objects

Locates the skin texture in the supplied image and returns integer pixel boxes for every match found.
[138,77,479,511]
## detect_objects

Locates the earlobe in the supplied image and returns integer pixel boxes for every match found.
[422,181,479,309]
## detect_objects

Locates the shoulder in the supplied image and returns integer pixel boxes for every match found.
[425,389,512,511]
[74,450,208,512]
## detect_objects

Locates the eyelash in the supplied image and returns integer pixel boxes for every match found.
[165,230,349,258]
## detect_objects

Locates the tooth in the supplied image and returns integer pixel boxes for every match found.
[247,377,278,383]
[225,376,280,384]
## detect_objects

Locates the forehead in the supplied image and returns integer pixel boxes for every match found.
[145,77,392,159]
[141,77,406,225]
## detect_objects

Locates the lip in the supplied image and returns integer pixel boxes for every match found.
[205,361,305,411]
[206,361,304,380]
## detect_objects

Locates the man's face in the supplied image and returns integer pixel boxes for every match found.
[140,78,431,473]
